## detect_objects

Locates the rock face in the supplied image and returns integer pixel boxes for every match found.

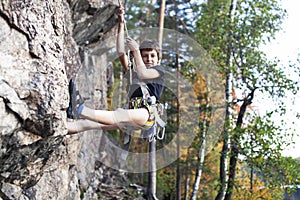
[0,0,121,199]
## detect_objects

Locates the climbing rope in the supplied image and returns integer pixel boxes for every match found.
[117,0,129,38]
[117,0,133,85]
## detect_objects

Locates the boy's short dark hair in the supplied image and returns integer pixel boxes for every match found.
[139,39,161,59]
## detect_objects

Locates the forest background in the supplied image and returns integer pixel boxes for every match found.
[107,0,300,199]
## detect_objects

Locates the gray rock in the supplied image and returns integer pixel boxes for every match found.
[0,0,120,199]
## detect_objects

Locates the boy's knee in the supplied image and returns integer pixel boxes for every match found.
[114,108,148,129]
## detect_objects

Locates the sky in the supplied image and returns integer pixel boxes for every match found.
[260,0,300,158]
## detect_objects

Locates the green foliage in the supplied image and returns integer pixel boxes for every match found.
[125,1,160,29]
[125,0,202,35]
[164,0,202,34]
[156,168,176,199]
[195,0,232,71]
[239,115,300,189]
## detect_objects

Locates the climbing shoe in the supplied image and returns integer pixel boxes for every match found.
[67,79,84,119]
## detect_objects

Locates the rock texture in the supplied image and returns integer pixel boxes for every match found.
[0,0,128,199]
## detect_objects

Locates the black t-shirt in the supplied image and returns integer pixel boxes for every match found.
[125,65,165,100]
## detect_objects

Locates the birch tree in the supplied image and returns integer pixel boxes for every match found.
[190,98,210,200]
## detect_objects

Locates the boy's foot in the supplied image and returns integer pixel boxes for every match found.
[67,79,84,119]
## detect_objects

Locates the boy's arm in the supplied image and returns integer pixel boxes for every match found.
[117,7,129,72]
[132,50,161,79]
[126,37,161,80]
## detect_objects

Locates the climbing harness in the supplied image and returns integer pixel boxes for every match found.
[137,82,166,141]
[126,76,167,142]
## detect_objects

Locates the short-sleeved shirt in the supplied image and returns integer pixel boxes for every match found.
[125,65,165,100]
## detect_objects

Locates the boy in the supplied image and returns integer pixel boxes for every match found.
[67,7,165,135]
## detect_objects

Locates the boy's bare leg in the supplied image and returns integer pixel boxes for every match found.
[67,119,119,135]
[80,106,149,128]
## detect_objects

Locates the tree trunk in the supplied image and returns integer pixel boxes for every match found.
[215,72,232,200]
[190,101,209,200]
[184,149,191,200]
[174,57,182,197]
[157,0,166,48]
[215,0,237,200]
[172,1,182,199]
[148,140,158,200]
[176,36,181,200]
[224,89,256,200]
[147,1,165,199]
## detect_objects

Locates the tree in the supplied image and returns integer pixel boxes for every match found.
[194,0,300,199]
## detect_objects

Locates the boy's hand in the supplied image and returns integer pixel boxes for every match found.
[126,37,139,52]
[118,7,125,23]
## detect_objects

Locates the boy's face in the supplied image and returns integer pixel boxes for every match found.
[141,49,160,68]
